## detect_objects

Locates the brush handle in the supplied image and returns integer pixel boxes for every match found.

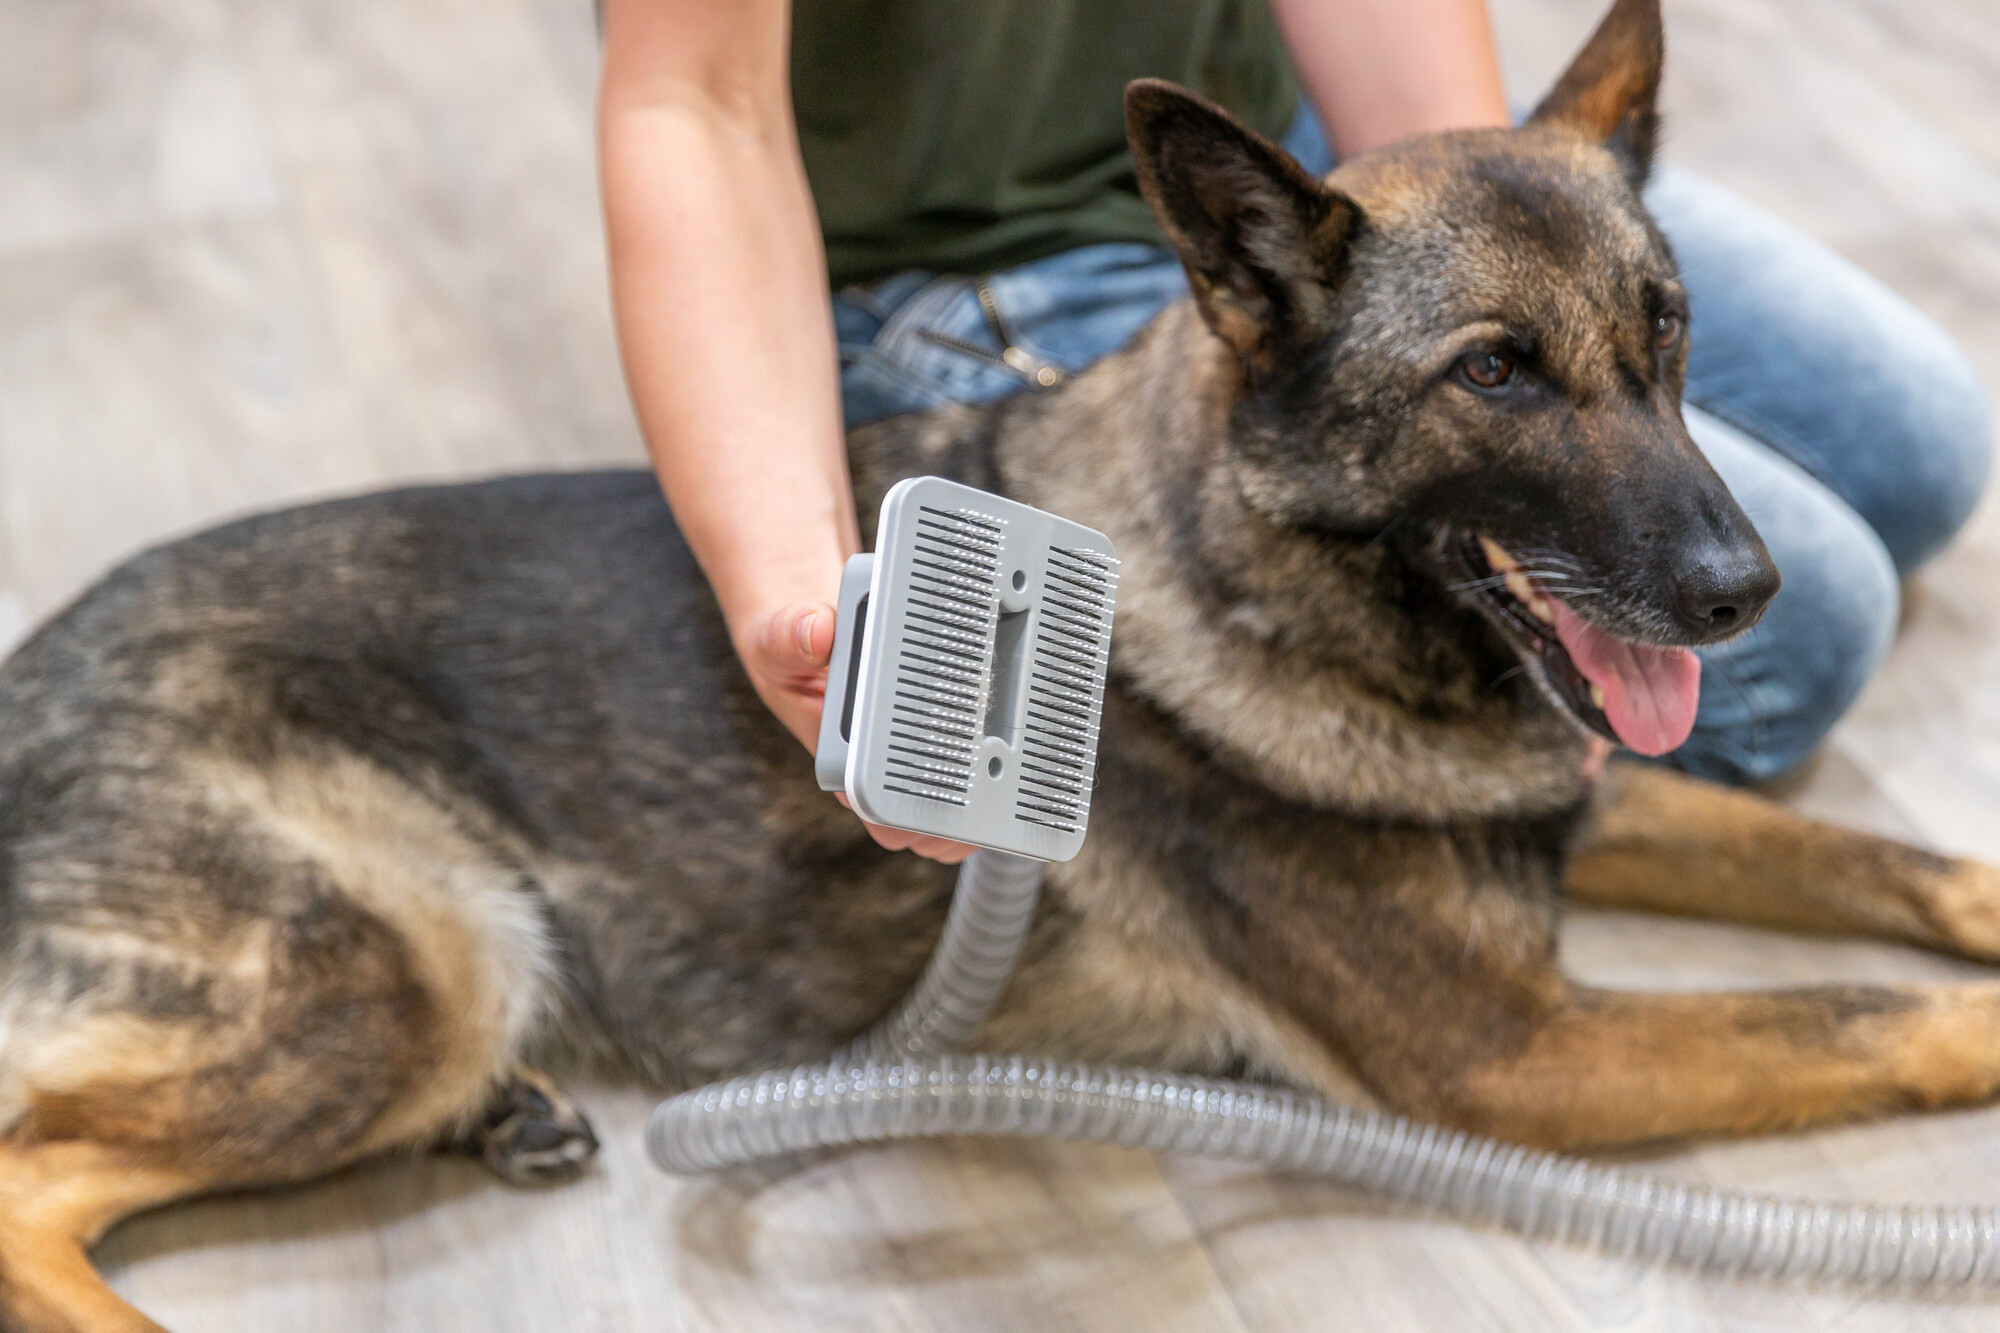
[814,553,876,793]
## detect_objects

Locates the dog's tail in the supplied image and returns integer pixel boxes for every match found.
[0,1141,184,1333]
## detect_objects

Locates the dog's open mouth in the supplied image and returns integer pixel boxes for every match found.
[1461,535,1701,756]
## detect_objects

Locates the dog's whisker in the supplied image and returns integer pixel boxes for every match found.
[1446,564,1611,607]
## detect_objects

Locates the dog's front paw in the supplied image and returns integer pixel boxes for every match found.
[469,1069,600,1187]
[1929,861,2000,964]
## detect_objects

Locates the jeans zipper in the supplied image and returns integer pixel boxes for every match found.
[915,278,1069,390]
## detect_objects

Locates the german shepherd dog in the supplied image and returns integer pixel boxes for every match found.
[4,1,1999,1327]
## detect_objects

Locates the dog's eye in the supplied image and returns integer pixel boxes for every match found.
[1654,312,1684,349]
[1460,351,1514,389]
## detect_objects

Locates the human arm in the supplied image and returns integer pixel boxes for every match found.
[597,0,972,861]
[1270,0,1511,158]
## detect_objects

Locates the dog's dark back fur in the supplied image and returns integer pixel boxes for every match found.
[0,473,956,1094]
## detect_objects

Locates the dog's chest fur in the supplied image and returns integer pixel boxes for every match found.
[835,306,1593,1093]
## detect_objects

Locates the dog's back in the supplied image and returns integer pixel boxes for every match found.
[0,468,957,1094]
[0,472,966,1330]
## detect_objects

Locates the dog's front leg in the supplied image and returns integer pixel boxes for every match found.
[1565,762,2000,961]
[1219,829,2000,1151]
[1406,980,2000,1150]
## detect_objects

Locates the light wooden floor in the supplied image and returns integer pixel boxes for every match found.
[4,0,2000,1328]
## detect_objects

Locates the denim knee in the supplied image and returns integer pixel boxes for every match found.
[1646,165,1994,575]
[1857,334,1993,573]
[1672,411,1901,786]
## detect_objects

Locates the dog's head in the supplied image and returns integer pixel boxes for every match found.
[1125,0,1778,757]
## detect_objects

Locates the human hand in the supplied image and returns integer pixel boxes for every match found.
[737,602,978,864]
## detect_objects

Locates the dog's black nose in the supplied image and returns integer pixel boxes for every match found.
[1672,542,1781,640]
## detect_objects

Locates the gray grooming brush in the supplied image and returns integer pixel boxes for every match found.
[814,477,1119,862]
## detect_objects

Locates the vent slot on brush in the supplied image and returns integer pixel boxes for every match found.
[1015,545,1118,832]
[982,606,1030,741]
[881,506,1004,806]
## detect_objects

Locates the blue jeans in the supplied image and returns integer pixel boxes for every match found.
[833,112,1993,786]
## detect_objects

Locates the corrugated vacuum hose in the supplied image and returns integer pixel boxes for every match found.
[652,850,2000,1287]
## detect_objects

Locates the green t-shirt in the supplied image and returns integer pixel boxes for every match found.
[792,1,1299,288]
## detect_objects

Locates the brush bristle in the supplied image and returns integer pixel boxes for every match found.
[880,507,1005,805]
[1014,546,1118,832]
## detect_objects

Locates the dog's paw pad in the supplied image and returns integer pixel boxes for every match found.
[473,1073,600,1187]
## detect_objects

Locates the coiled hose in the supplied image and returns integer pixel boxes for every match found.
[650,850,2000,1286]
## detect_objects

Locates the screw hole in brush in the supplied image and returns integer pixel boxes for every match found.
[988,756,1003,778]
[1011,569,1027,591]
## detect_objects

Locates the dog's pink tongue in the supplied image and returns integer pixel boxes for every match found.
[1547,599,1701,756]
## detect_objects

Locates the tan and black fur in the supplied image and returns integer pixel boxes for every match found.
[4,2,2000,1328]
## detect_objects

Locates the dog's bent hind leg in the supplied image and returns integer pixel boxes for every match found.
[0,1143,200,1333]
[1567,761,2000,960]
[0,749,564,1332]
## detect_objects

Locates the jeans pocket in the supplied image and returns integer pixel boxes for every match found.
[840,352,963,429]
[855,277,1030,407]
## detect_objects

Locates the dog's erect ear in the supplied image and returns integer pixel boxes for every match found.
[1125,79,1357,382]
[1528,0,1663,189]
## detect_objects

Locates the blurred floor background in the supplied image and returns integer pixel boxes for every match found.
[4,0,2000,1328]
